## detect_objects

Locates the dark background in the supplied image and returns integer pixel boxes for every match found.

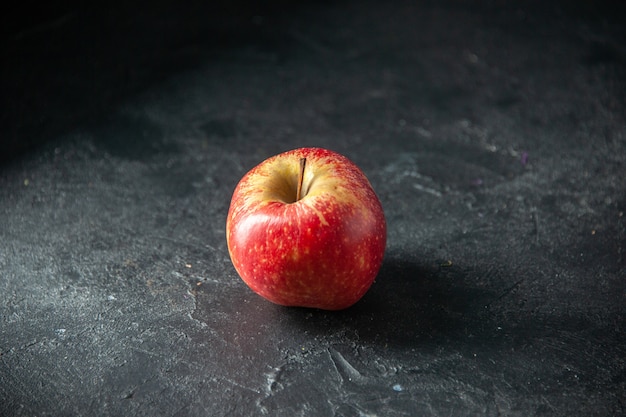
[1,1,625,415]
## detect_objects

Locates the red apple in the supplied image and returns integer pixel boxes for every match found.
[226,147,386,310]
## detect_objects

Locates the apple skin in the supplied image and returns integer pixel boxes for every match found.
[226,147,386,310]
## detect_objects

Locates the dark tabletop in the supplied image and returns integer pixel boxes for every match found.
[1,1,625,416]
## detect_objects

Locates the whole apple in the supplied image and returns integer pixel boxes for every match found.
[226,147,386,310]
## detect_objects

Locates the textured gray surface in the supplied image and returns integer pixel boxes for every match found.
[1,1,625,416]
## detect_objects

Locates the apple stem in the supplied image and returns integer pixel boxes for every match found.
[296,157,306,201]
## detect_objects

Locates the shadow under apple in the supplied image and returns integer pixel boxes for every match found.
[282,255,499,349]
